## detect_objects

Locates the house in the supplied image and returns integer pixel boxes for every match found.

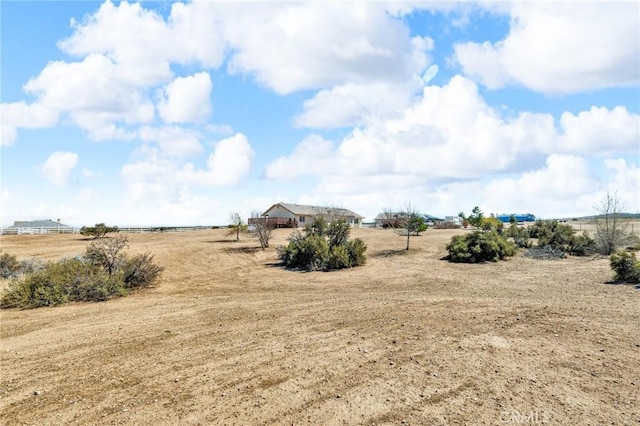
[2,219,74,235]
[252,202,364,228]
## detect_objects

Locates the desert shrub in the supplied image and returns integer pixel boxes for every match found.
[121,253,164,289]
[327,219,351,248]
[327,245,351,270]
[278,232,329,271]
[529,220,595,256]
[609,251,640,283]
[346,238,367,267]
[278,221,366,271]
[568,232,596,256]
[446,230,516,263]
[0,252,20,279]
[506,224,531,248]
[0,236,163,309]
[80,223,119,239]
[481,217,504,235]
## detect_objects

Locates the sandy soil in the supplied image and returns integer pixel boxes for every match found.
[1,227,638,425]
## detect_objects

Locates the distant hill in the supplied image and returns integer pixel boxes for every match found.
[556,213,640,221]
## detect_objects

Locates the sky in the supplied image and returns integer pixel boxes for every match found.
[1,1,639,227]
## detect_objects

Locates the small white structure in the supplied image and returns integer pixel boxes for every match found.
[444,216,462,225]
[257,202,364,228]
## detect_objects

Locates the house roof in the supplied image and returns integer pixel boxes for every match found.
[264,203,364,219]
[9,219,71,228]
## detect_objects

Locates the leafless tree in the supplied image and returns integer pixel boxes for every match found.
[251,211,273,249]
[593,191,636,255]
[396,203,426,250]
[227,212,245,241]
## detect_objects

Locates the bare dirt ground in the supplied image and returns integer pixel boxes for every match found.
[1,227,638,425]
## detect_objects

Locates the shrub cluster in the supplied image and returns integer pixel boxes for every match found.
[446,230,516,263]
[277,218,367,271]
[432,222,461,230]
[0,236,163,309]
[609,251,640,283]
[529,220,595,256]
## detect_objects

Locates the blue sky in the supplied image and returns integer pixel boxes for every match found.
[1,1,639,226]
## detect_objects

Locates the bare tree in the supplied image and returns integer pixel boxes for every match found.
[251,211,273,249]
[380,208,399,228]
[228,212,245,241]
[593,191,635,255]
[397,203,426,250]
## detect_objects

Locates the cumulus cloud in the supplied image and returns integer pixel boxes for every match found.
[41,151,79,186]
[558,106,640,155]
[219,3,432,94]
[58,0,225,86]
[265,135,336,180]
[158,72,213,123]
[455,2,640,93]
[23,54,155,136]
[138,126,203,157]
[268,75,640,184]
[121,133,255,200]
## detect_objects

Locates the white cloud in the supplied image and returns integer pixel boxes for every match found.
[138,126,203,158]
[293,81,418,129]
[219,3,431,94]
[558,106,640,155]
[1,124,17,147]
[158,72,213,123]
[121,133,255,200]
[199,133,255,186]
[265,135,336,180]
[455,2,640,93]
[24,54,155,136]
[41,151,79,186]
[58,1,225,86]
[268,76,640,184]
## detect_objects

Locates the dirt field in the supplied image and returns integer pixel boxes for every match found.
[1,227,638,425]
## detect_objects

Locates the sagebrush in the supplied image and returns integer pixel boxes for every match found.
[278,218,366,271]
[0,235,163,309]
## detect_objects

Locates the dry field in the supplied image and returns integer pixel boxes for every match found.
[1,227,638,425]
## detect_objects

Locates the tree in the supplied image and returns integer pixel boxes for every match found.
[251,211,274,249]
[509,214,517,225]
[398,203,426,250]
[593,191,635,255]
[227,212,246,241]
[80,223,119,239]
[468,206,484,228]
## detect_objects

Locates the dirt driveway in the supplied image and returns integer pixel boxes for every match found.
[1,228,638,425]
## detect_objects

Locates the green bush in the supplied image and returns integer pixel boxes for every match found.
[346,238,367,267]
[481,217,504,235]
[506,224,531,248]
[278,220,366,271]
[529,220,595,256]
[0,236,163,309]
[446,230,516,263]
[80,223,119,239]
[609,251,640,283]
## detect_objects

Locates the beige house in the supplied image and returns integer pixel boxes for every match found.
[257,202,364,228]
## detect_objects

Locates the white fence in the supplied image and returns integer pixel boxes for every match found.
[0,226,215,235]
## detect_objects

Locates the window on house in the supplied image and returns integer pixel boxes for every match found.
[299,216,305,222]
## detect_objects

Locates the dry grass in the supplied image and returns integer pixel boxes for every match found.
[1,227,638,425]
